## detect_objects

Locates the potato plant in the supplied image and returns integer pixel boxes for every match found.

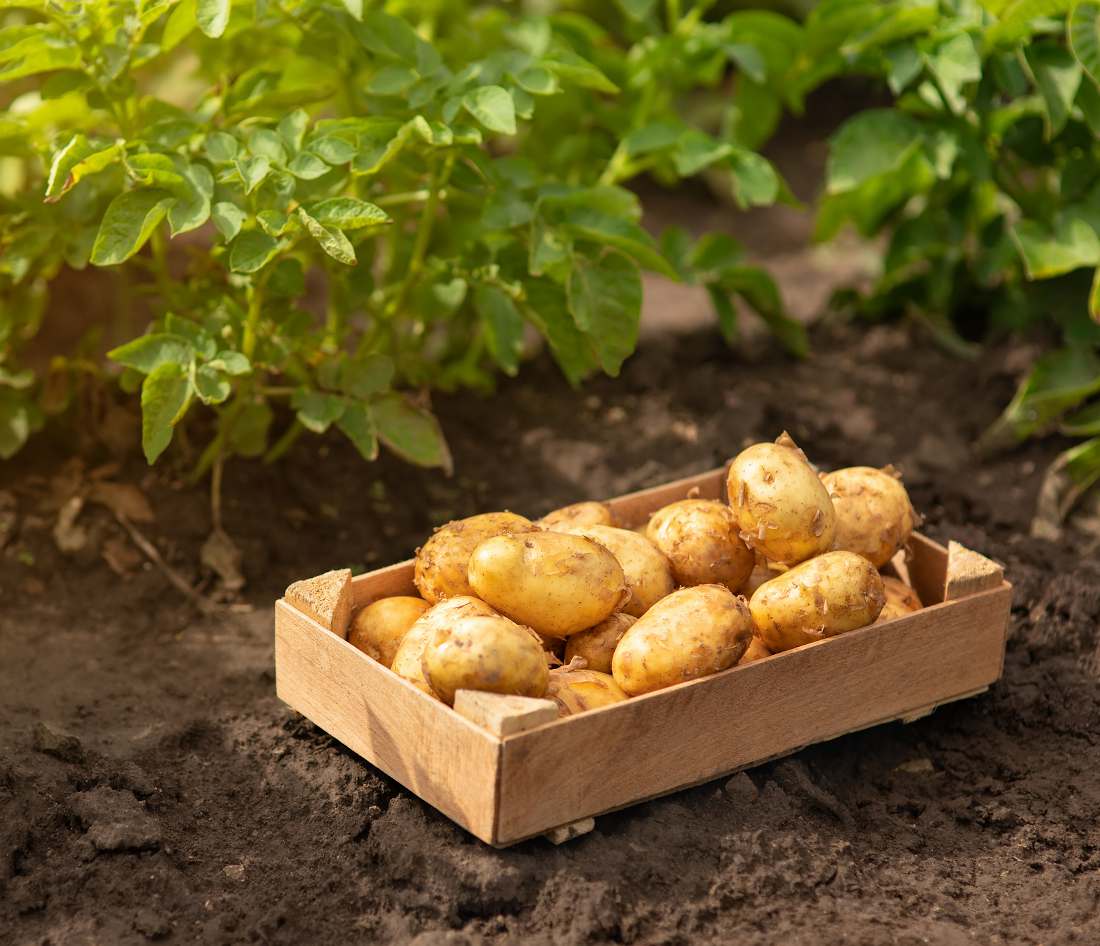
[0,0,802,505]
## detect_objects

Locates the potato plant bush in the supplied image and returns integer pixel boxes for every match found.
[0,0,801,483]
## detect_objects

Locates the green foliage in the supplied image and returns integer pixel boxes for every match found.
[0,0,799,472]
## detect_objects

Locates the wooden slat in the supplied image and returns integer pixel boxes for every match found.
[907,532,949,605]
[349,560,416,610]
[453,691,558,737]
[606,467,726,529]
[945,541,1004,600]
[494,583,1011,844]
[275,600,500,843]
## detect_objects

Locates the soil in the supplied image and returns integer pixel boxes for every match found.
[4,312,1100,946]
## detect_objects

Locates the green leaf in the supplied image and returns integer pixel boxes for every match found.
[212,202,246,241]
[1025,42,1082,135]
[248,128,287,165]
[728,150,782,208]
[340,354,393,398]
[674,130,732,177]
[722,265,807,357]
[196,0,230,38]
[227,401,273,458]
[556,208,676,278]
[1070,2,1100,86]
[706,284,739,345]
[91,189,175,267]
[516,66,558,95]
[523,278,598,386]
[922,33,981,112]
[235,155,270,193]
[1062,399,1100,435]
[287,151,330,180]
[0,27,80,81]
[167,162,214,236]
[462,86,516,135]
[44,133,92,200]
[278,110,309,153]
[208,351,251,375]
[1012,212,1100,279]
[162,0,196,51]
[336,402,379,461]
[297,208,356,265]
[826,110,925,195]
[616,0,658,19]
[307,197,390,229]
[475,285,524,375]
[566,252,642,376]
[204,131,238,163]
[229,230,279,274]
[194,364,231,404]
[292,388,346,433]
[108,333,194,374]
[0,391,43,460]
[372,393,452,471]
[140,361,191,464]
[544,50,618,94]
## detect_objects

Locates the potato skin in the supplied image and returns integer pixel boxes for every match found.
[875,575,923,623]
[727,440,836,565]
[738,635,772,665]
[548,668,629,716]
[563,613,636,674]
[421,613,549,705]
[468,532,628,638]
[612,584,754,696]
[739,554,785,597]
[539,501,614,532]
[348,596,430,667]
[646,499,754,592]
[749,551,886,653]
[414,512,536,604]
[570,525,675,617]
[823,466,916,568]
[390,596,496,696]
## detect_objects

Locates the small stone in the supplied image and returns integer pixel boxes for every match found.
[70,786,161,852]
[724,772,759,805]
[33,721,85,763]
[895,757,936,775]
[222,864,246,882]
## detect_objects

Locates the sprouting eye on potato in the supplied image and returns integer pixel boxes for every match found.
[727,433,836,565]
[568,525,675,617]
[646,499,754,592]
[539,501,615,532]
[348,596,429,667]
[414,511,536,604]
[612,584,754,696]
[823,466,916,568]
[468,531,629,638]
[749,550,885,653]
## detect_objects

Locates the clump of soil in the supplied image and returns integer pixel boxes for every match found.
[3,320,1100,946]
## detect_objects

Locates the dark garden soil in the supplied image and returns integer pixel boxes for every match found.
[3,309,1100,946]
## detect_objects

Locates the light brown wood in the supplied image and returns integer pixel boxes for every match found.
[494,582,1011,843]
[945,540,1004,600]
[544,817,595,845]
[275,463,1013,847]
[275,600,501,843]
[453,691,558,737]
[284,568,353,637]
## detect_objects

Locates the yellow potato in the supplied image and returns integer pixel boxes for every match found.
[823,466,916,568]
[646,499,754,591]
[749,550,885,653]
[468,531,628,638]
[727,434,836,565]
[563,613,636,674]
[548,668,629,716]
[612,584,754,696]
[738,554,786,597]
[875,575,923,623]
[390,596,496,696]
[539,501,615,531]
[421,613,549,706]
[569,525,675,617]
[414,512,537,604]
[738,635,772,665]
[347,596,430,667]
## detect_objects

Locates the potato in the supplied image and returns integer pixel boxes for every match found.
[548,668,629,716]
[468,531,628,638]
[875,575,923,623]
[569,525,675,617]
[738,635,772,665]
[646,499,754,591]
[539,501,614,531]
[823,466,916,568]
[390,596,496,696]
[739,554,785,597]
[749,550,885,653]
[612,584,754,696]
[414,512,537,604]
[347,596,430,667]
[727,434,836,565]
[421,613,549,706]
[563,613,636,674]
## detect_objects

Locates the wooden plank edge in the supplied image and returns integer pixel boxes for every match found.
[542,818,596,846]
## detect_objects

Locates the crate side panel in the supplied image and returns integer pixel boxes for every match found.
[349,560,417,610]
[496,585,1011,843]
[608,468,726,528]
[275,601,500,842]
[908,533,949,605]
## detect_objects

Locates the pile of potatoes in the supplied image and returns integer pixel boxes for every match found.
[346,433,923,718]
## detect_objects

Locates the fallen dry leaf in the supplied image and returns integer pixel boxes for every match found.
[102,536,143,576]
[89,481,155,524]
[201,528,245,592]
[53,496,87,554]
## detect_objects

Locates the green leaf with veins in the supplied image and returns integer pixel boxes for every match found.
[91,190,175,266]
[141,362,191,464]
[566,253,642,376]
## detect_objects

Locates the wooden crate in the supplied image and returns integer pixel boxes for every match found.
[274,466,1012,846]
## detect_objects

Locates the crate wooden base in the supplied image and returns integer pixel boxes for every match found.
[274,466,1012,846]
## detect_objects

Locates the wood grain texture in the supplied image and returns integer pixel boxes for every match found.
[453,691,558,736]
[494,583,1012,843]
[275,600,500,843]
[945,540,1004,600]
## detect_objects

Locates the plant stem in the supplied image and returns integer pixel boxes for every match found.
[150,229,173,306]
[242,284,263,360]
[210,446,225,532]
[264,419,304,463]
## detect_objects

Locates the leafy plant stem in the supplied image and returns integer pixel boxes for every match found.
[264,419,304,463]
[386,152,453,318]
